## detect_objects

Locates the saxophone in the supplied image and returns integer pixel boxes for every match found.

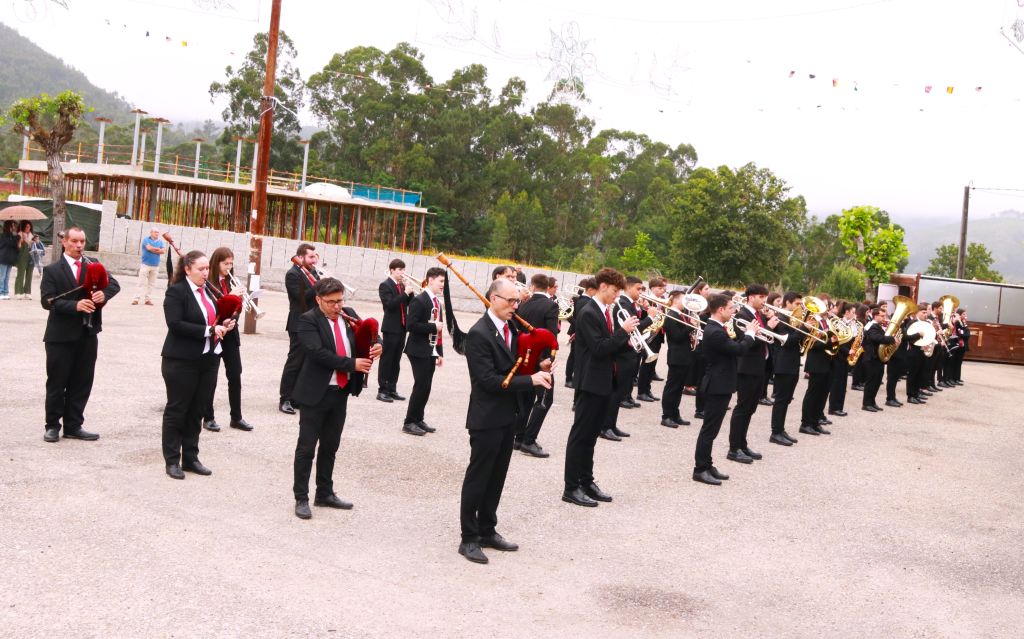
[846,320,865,366]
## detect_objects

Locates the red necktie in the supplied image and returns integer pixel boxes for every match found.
[74,259,81,283]
[433,297,442,345]
[756,311,767,357]
[605,307,613,333]
[503,324,511,350]
[198,286,218,345]
[332,318,349,387]
[221,277,229,295]
[397,280,406,327]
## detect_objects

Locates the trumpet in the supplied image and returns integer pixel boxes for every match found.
[638,292,696,326]
[399,272,424,295]
[428,300,444,357]
[229,272,266,319]
[614,303,658,364]
[763,302,827,344]
[731,316,789,345]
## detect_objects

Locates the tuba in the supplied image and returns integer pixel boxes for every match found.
[878,295,918,363]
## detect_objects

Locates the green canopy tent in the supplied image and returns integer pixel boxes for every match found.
[0,200,101,251]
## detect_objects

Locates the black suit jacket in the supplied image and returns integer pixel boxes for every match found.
[567,294,592,338]
[379,277,412,334]
[404,291,444,358]
[161,279,226,359]
[734,306,769,375]
[40,256,121,342]
[574,301,632,395]
[803,316,833,374]
[662,308,695,366]
[285,264,318,333]
[464,314,534,431]
[518,293,559,335]
[292,306,368,406]
[612,294,652,364]
[862,322,896,363]
[770,321,803,374]
[700,319,755,395]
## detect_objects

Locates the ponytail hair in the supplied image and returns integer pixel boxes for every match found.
[172,250,206,284]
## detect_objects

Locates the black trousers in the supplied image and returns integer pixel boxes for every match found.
[851,358,866,386]
[932,349,946,384]
[207,343,242,422]
[694,393,731,473]
[692,354,707,413]
[800,372,830,428]
[521,386,553,445]
[828,358,849,412]
[729,372,764,450]
[637,341,661,394]
[460,427,514,542]
[863,360,885,407]
[404,354,435,424]
[565,339,576,383]
[770,373,798,434]
[279,330,304,404]
[906,352,925,399]
[604,357,638,430]
[161,354,220,466]
[885,359,903,401]
[661,363,689,420]
[565,390,611,490]
[44,335,98,433]
[377,330,406,393]
[293,386,349,501]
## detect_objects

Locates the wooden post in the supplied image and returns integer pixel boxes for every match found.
[956,184,970,279]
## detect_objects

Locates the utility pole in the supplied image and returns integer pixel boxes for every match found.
[244,0,282,335]
[956,184,970,279]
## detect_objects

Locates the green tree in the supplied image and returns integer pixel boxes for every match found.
[925,242,1004,282]
[837,205,909,302]
[619,231,661,275]
[3,90,89,257]
[820,262,866,301]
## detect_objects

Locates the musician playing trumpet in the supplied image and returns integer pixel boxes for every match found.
[636,277,668,403]
[402,266,446,436]
[727,285,777,464]
[764,292,803,446]
[377,258,415,403]
[659,290,695,428]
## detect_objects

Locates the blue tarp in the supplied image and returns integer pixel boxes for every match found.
[351,186,421,207]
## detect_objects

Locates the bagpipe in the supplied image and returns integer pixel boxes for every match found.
[338,310,380,389]
[435,253,558,388]
[46,256,110,329]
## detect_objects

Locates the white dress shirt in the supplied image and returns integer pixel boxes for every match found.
[324,315,354,386]
[190,282,223,356]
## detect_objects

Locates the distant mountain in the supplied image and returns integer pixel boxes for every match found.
[902,210,1024,283]
[0,21,132,122]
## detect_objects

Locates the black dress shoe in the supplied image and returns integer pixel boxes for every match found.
[43,428,60,443]
[389,391,406,401]
[182,460,212,475]
[769,432,793,446]
[203,419,221,432]
[818,417,833,426]
[727,449,754,464]
[828,410,848,417]
[927,385,942,392]
[919,390,933,397]
[63,429,99,441]
[402,423,426,436]
[166,464,185,480]
[230,419,254,431]
[682,387,697,396]
[813,424,831,435]
[599,429,622,442]
[742,447,762,460]
[458,541,489,564]
[619,399,635,409]
[652,373,665,381]
[612,426,630,438]
[782,431,798,444]
[295,500,312,519]
[758,398,774,406]
[799,425,821,435]
[513,440,522,451]
[416,421,437,433]
[314,493,353,510]
[692,470,722,485]
[279,400,296,415]
[520,442,550,458]
[660,417,680,428]
[708,466,730,480]
[584,482,612,502]
[694,410,705,419]
[564,379,574,388]
[851,384,865,391]
[376,392,394,403]
[479,533,519,551]
[862,405,881,412]
[908,397,926,404]
[885,399,902,407]
[562,487,599,507]
[637,392,658,402]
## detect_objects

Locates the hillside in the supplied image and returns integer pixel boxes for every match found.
[902,211,1024,283]
[0,21,131,121]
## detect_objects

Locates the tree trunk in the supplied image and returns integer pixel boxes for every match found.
[46,149,67,261]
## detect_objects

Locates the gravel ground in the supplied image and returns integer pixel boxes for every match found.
[1,287,1022,639]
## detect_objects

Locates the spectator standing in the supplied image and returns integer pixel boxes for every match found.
[133,228,166,306]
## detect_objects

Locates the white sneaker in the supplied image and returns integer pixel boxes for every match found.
[24,294,31,300]
[0,295,10,300]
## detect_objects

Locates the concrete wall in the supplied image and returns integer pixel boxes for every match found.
[89,200,588,312]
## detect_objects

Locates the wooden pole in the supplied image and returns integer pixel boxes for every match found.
[956,184,970,279]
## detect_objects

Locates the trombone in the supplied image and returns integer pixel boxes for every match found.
[613,303,658,363]
[763,302,827,344]
[637,292,697,326]
[399,272,424,295]
[731,316,789,345]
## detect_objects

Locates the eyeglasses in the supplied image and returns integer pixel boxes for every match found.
[492,294,520,306]
[321,298,344,306]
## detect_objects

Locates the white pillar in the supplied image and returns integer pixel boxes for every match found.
[129,111,143,167]
[296,140,311,240]
[234,139,243,184]
[139,132,147,170]
[154,122,165,174]
[97,122,106,162]
[193,141,202,179]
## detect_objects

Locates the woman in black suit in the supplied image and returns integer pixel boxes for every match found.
[202,247,253,433]
[161,250,236,480]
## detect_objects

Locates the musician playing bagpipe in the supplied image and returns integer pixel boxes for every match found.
[513,273,559,458]
[202,247,253,433]
[39,226,120,443]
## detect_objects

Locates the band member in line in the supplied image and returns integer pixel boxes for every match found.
[515,273,559,458]
[850,303,870,391]
[402,267,446,436]
[939,307,961,387]
[766,292,802,446]
[567,278,597,395]
[39,226,121,443]
[377,258,414,403]
[660,290,694,428]
[692,294,758,485]
[636,277,667,402]
[203,247,253,433]
[861,306,899,412]
[161,250,233,479]
[950,308,969,384]
[546,276,559,301]
[905,305,931,405]
[279,243,319,415]
[292,278,381,520]
[688,281,712,417]
[599,275,652,442]
[827,301,856,418]
[458,278,553,564]
[563,267,637,507]
[759,291,781,407]
[799,310,836,436]
[727,284,774,464]
[926,301,947,392]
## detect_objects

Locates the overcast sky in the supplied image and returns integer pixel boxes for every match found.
[5,0,1024,224]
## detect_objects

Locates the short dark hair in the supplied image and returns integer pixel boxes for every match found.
[594,267,626,290]
[296,243,315,257]
[492,265,514,281]
[389,258,405,270]
[707,293,731,314]
[721,290,736,298]
[745,284,769,297]
[649,277,666,289]
[531,273,549,289]
[425,266,446,281]
[766,291,781,305]
[625,275,643,286]
[782,291,802,305]
[871,307,887,319]
[930,301,942,310]
[579,277,597,291]
[667,290,683,303]
[64,225,86,237]
[315,277,345,297]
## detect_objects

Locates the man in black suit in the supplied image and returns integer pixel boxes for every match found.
[827,302,856,417]
[692,294,758,485]
[567,278,596,400]
[659,290,694,428]
[905,306,931,405]
[766,292,802,446]
[457,278,553,564]
[562,267,637,507]
[39,226,120,443]
[377,258,414,403]
[292,277,382,520]
[514,273,559,458]
[402,266,446,436]
[600,275,652,441]
[862,306,899,412]
[727,284,775,464]
[799,311,836,435]
[636,277,668,402]
[279,243,319,414]
[689,282,712,418]
[951,309,969,384]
